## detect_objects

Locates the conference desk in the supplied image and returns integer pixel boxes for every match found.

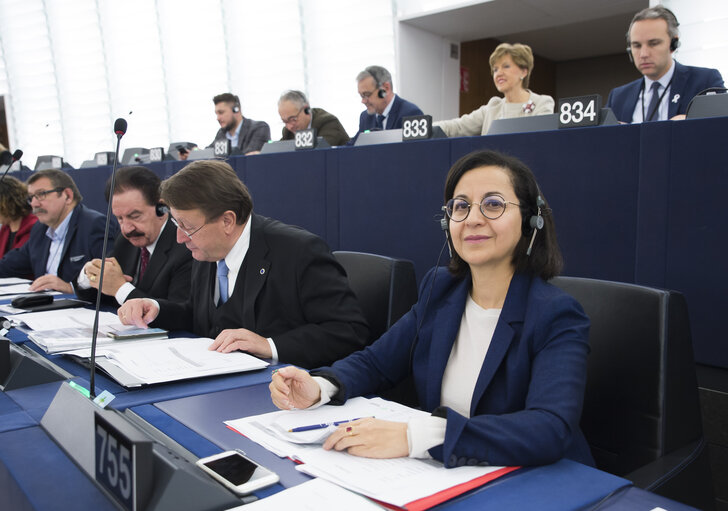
[52,116,728,369]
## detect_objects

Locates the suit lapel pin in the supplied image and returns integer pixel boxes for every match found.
[260,268,265,275]
[671,94,680,104]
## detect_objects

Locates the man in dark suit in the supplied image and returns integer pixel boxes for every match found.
[118,160,369,369]
[206,93,270,155]
[606,5,724,123]
[278,90,349,146]
[0,169,117,293]
[352,65,423,140]
[76,166,192,305]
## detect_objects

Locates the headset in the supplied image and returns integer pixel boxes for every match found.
[155,203,169,217]
[526,196,545,256]
[232,94,241,113]
[626,6,680,63]
[626,36,679,63]
[365,66,390,99]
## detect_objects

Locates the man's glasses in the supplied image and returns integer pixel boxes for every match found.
[27,187,64,205]
[281,107,305,125]
[170,215,207,238]
[443,196,520,222]
[359,89,378,100]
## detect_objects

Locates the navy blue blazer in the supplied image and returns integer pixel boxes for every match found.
[606,61,724,123]
[317,269,594,468]
[0,203,117,282]
[356,95,423,136]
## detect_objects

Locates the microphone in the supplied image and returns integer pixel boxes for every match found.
[88,118,126,398]
[0,149,23,185]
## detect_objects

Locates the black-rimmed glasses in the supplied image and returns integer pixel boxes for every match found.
[26,187,64,205]
[443,196,520,222]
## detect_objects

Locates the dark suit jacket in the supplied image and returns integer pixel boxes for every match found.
[356,95,423,137]
[152,214,369,368]
[281,108,350,146]
[316,270,593,468]
[0,204,116,282]
[208,117,271,154]
[0,214,37,259]
[75,220,192,304]
[606,61,725,122]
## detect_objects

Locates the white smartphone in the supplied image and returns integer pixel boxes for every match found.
[196,450,279,495]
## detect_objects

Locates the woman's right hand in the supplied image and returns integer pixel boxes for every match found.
[269,366,321,410]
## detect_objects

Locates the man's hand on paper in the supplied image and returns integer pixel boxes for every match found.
[323,417,409,459]
[118,298,159,328]
[208,328,272,358]
[85,257,132,295]
[269,366,321,410]
[29,274,72,294]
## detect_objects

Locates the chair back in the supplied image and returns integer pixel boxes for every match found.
[333,251,417,344]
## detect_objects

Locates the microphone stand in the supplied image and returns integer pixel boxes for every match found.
[88,119,126,398]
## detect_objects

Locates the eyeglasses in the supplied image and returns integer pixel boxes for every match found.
[443,196,520,222]
[170,215,207,238]
[281,106,305,125]
[359,89,378,100]
[27,187,64,204]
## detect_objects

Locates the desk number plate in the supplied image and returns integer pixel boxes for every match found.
[95,414,137,510]
[402,115,433,141]
[294,128,317,150]
[558,95,602,128]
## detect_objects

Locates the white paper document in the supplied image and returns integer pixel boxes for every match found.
[225,397,507,508]
[0,277,32,285]
[7,309,119,331]
[226,478,383,510]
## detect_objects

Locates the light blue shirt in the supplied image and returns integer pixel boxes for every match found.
[226,118,244,148]
[44,210,73,275]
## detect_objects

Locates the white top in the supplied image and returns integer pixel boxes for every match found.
[435,91,554,137]
[315,294,501,459]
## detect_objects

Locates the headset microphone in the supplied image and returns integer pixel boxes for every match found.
[526,196,545,256]
[440,217,452,258]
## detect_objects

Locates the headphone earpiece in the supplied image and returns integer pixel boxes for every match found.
[155,203,169,217]
[232,103,240,114]
[303,106,311,115]
[377,88,386,99]
[440,217,453,258]
[526,196,545,256]
[670,37,679,52]
[626,46,634,63]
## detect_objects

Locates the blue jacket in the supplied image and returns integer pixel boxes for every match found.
[606,61,724,123]
[319,269,594,468]
[0,203,116,282]
[356,95,423,136]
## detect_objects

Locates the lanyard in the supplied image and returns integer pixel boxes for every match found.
[641,77,674,122]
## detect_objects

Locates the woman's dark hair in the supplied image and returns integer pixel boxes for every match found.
[0,176,32,220]
[443,150,563,280]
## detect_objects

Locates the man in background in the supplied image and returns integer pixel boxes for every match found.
[353,65,423,140]
[76,166,192,305]
[278,90,349,146]
[606,5,724,123]
[0,169,116,292]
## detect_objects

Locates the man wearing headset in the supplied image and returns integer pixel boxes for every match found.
[606,5,724,123]
[76,166,192,305]
[353,65,423,140]
[278,90,350,146]
[207,92,271,155]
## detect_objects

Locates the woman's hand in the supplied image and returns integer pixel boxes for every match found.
[269,366,321,410]
[323,418,409,459]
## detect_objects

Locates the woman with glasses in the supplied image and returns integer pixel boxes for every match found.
[436,43,554,137]
[0,176,37,259]
[270,150,592,469]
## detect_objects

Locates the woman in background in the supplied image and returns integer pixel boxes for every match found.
[270,150,593,469]
[0,176,37,258]
[436,43,554,137]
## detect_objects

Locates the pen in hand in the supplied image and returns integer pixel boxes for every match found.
[288,417,371,433]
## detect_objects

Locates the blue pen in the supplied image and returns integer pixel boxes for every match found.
[288,417,370,433]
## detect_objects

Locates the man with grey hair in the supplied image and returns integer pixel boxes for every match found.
[606,5,724,123]
[353,65,423,140]
[278,90,350,146]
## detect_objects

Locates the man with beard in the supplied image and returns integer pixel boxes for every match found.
[207,93,270,155]
[76,166,192,305]
[0,169,116,292]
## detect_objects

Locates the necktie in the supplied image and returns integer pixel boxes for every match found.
[139,247,150,281]
[375,114,385,129]
[646,81,662,121]
[217,259,229,305]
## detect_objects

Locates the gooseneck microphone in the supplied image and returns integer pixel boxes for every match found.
[0,149,23,185]
[88,118,127,397]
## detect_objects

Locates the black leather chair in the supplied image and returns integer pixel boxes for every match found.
[333,251,418,344]
[552,276,714,509]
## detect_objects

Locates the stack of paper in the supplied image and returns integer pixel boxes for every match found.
[225,397,518,510]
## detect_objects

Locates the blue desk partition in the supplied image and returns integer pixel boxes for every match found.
[63,118,728,367]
